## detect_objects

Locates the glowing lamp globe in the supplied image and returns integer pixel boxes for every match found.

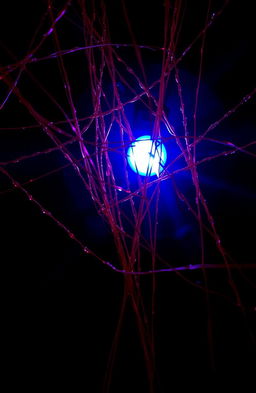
[127,135,167,176]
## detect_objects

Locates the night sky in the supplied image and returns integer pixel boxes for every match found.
[1,1,256,391]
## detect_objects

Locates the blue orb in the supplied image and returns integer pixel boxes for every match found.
[127,135,167,176]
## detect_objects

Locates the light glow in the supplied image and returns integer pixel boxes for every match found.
[127,135,167,176]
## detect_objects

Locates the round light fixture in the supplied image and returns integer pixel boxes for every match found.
[127,135,167,176]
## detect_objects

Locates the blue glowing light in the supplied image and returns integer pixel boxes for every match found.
[127,135,167,176]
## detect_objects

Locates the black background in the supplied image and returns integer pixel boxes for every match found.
[1,1,256,391]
